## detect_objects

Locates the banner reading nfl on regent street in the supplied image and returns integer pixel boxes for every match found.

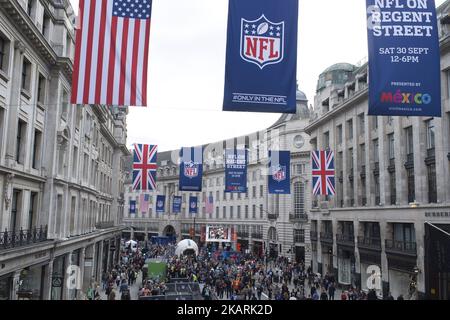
[366,0,441,117]
[225,149,248,193]
[223,0,299,114]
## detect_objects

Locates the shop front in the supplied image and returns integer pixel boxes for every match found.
[68,249,81,300]
[337,248,358,289]
[0,274,12,300]
[17,264,46,300]
[51,255,66,300]
[253,241,263,257]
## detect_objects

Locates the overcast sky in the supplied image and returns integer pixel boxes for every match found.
[70,0,446,152]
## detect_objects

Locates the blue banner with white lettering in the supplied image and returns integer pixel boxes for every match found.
[189,196,198,215]
[223,0,298,114]
[268,151,291,194]
[129,200,136,214]
[179,147,203,192]
[366,0,441,117]
[225,149,248,193]
[173,196,182,214]
[156,195,165,214]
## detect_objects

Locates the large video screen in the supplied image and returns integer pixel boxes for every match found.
[206,226,231,242]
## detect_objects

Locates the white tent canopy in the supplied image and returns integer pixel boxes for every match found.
[175,239,199,257]
[125,240,137,245]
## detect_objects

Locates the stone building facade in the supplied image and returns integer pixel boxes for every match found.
[0,0,129,300]
[304,1,450,300]
[123,88,313,265]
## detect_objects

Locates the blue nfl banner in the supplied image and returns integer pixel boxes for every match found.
[129,200,137,214]
[172,196,182,214]
[179,147,203,192]
[189,196,198,215]
[223,0,299,114]
[268,151,290,194]
[156,195,166,214]
[366,0,441,117]
[225,149,248,193]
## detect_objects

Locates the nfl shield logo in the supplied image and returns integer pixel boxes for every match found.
[157,201,163,208]
[190,202,197,209]
[272,165,286,182]
[184,161,199,179]
[240,14,284,69]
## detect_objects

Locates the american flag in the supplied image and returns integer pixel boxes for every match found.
[205,195,214,215]
[312,150,336,196]
[133,144,157,191]
[139,194,150,214]
[71,0,152,106]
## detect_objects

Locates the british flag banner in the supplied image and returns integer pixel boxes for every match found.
[72,0,152,106]
[312,150,336,196]
[133,144,157,191]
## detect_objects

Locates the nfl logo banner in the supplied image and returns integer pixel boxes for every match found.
[179,147,203,192]
[268,151,290,194]
[156,195,166,214]
[129,200,136,214]
[223,0,299,114]
[172,196,182,214]
[366,0,441,117]
[312,150,336,196]
[189,196,198,215]
[225,149,248,193]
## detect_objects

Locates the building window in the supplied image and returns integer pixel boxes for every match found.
[16,119,26,164]
[388,134,395,160]
[216,207,219,219]
[390,172,396,205]
[223,206,226,219]
[294,229,305,243]
[61,90,69,120]
[348,148,354,172]
[405,126,414,155]
[27,0,34,16]
[359,113,365,135]
[337,125,343,144]
[230,206,234,219]
[0,34,10,73]
[237,206,241,219]
[32,130,42,169]
[407,168,415,203]
[37,74,46,105]
[259,205,264,219]
[374,174,380,205]
[347,119,353,140]
[294,182,305,216]
[28,192,37,230]
[252,205,256,219]
[260,185,264,198]
[393,223,415,244]
[252,186,256,198]
[216,191,219,201]
[426,119,435,150]
[21,58,31,93]
[447,69,450,98]
[323,131,330,149]
[245,205,249,219]
[373,139,379,164]
[387,116,394,126]
[427,164,437,203]
[360,144,366,165]
[372,116,378,130]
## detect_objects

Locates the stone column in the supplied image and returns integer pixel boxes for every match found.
[43,259,54,300]
[380,221,390,297]
[62,252,71,300]
[11,270,21,300]
[78,247,86,298]
[96,241,104,281]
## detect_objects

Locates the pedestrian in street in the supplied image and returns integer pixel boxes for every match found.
[367,289,378,300]
[108,289,116,300]
[328,282,336,300]
[397,294,404,300]
[385,292,394,300]
[320,289,328,300]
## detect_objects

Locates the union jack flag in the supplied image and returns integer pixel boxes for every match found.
[312,150,336,196]
[133,144,157,191]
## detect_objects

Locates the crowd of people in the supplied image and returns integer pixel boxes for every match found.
[84,239,407,301]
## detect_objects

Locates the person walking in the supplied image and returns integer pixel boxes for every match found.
[320,289,328,300]
[328,282,336,300]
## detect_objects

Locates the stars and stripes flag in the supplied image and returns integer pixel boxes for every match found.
[71,0,152,106]
[133,144,157,191]
[139,194,150,214]
[205,195,214,215]
[312,150,336,196]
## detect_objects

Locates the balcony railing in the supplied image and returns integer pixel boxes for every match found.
[238,232,249,238]
[0,226,48,251]
[289,214,308,223]
[310,231,318,241]
[320,232,333,244]
[357,236,381,250]
[268,214,279,220]
[95,221,115,229]
[385,239,417,255]
[336,234,355,246]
